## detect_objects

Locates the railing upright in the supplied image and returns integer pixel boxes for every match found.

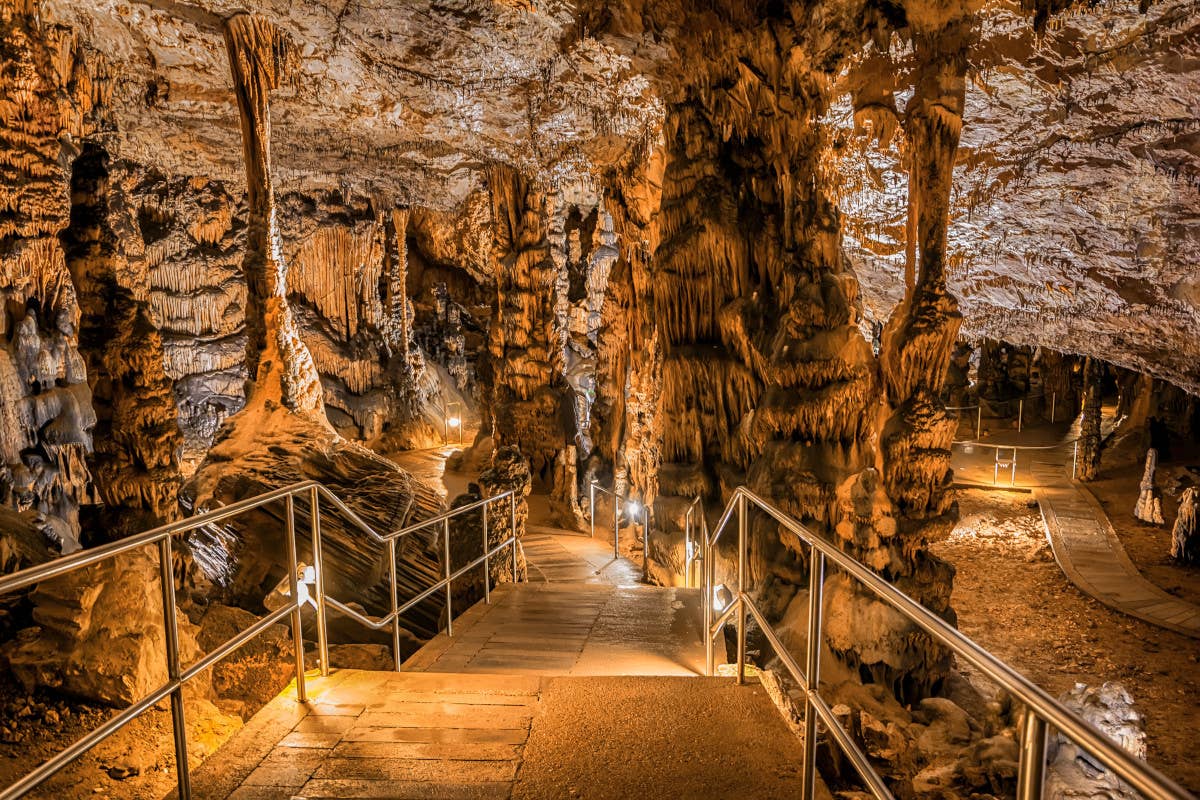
[1017,711,1048,800]
[482,502,491,605]
[800,549,824,800]
[388,538,402,671]
[735,493,748,685]
[309,485,330,676]
[443,518,454,637]
[158,535,191,800]
[510,492,519,580]
[283,494,308,700]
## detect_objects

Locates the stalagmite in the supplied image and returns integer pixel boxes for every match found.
[1171,487,1199,564]
[1079,357,1103,481]
[1132,449,1163,525]
[223,13,323,416]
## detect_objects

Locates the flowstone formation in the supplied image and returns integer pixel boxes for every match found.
[596,0,975,703]
[0,2,104,552]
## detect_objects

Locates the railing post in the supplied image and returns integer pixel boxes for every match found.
[704,522,714,677]
[443,518,454,637]
[641,502,650,583]
[482,501,491,604]
[510,492,520,582]
[1050,392,1056,423]
[309,486,330,677]
[735,492,748,686]
[613,491,619,559]
[589,482,595,541]
[1072,440,1079,481]
[1017,711,1048,800]
[284,495,307,702]
[801,549,825,800]
[976,404,982,439]
[1018,398,1024,432]
[684,506,692,589]
[158,536,191,800]
[388,539,402,671]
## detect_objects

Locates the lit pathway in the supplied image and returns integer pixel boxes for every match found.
[188,448,805,799]
[952,420,1200,638]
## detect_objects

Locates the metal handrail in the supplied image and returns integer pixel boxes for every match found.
[683,496,707,588]
[0,481,521,800]
[588,482,649,579]
[702,486,1193,800]
[953,437,1084,481]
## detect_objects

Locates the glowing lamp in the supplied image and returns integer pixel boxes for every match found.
[626,499,641,516]
[447,416,461,427]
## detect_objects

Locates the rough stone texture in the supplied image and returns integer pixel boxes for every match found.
[1046,682,1147,800]
[0,2,104,547]
[3,545,206,707]
[1170,486,1199,564]
[477,445,532,585]
[61,144,185,533]
[41,0,661,212]
[839,0,1200,394]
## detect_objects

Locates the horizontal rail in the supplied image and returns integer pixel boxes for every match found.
[0,481,321,595]
[0,479,522,800]
[708,486,1192,800]
[324,534,516,631]
[952,438,1079,451]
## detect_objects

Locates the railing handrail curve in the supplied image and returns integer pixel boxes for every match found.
[704,486,1192,800]
[0,480,522,800]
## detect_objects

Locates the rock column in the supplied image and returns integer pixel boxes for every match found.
[224,13,323,416]
[1079,357,1103,481]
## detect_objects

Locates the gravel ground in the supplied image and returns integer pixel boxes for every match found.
[933,488,1200,793]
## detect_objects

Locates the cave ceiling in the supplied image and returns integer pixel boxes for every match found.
[45,0,1200,393]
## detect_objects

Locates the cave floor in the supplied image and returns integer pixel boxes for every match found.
[186,564,789,799]
[186,668,804,800]
[951,420,1200,637]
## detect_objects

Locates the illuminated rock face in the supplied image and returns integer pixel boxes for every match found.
[0,0,1195,715]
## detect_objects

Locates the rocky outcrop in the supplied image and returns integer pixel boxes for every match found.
[1171,487,1199,564]
[1046,683,1147,800]
[3,546,206,707]
[61,144,185,534]
[0,1,105,549]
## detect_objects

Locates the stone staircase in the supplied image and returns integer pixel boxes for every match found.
[186,532,808,799]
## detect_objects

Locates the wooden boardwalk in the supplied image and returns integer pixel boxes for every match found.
[952,425,1200,638]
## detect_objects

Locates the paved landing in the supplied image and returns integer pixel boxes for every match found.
[952,421,1200,638]
[191,669,801,800]
[403,581,706,676]
[520,532,640,585]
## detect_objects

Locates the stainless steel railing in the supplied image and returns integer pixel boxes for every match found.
[700,486,1192,800]
[0,480,520,800]
[588,481,649,578]
[952,437,1083,483]
[682,495,707,589]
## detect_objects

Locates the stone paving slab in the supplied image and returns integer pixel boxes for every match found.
[194,668,813,800]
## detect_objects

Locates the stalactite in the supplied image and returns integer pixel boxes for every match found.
[0,1,104,549]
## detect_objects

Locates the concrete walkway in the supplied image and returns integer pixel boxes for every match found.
[188,459,802,798]
[952,422,1200,638]
[189,668,806,800]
